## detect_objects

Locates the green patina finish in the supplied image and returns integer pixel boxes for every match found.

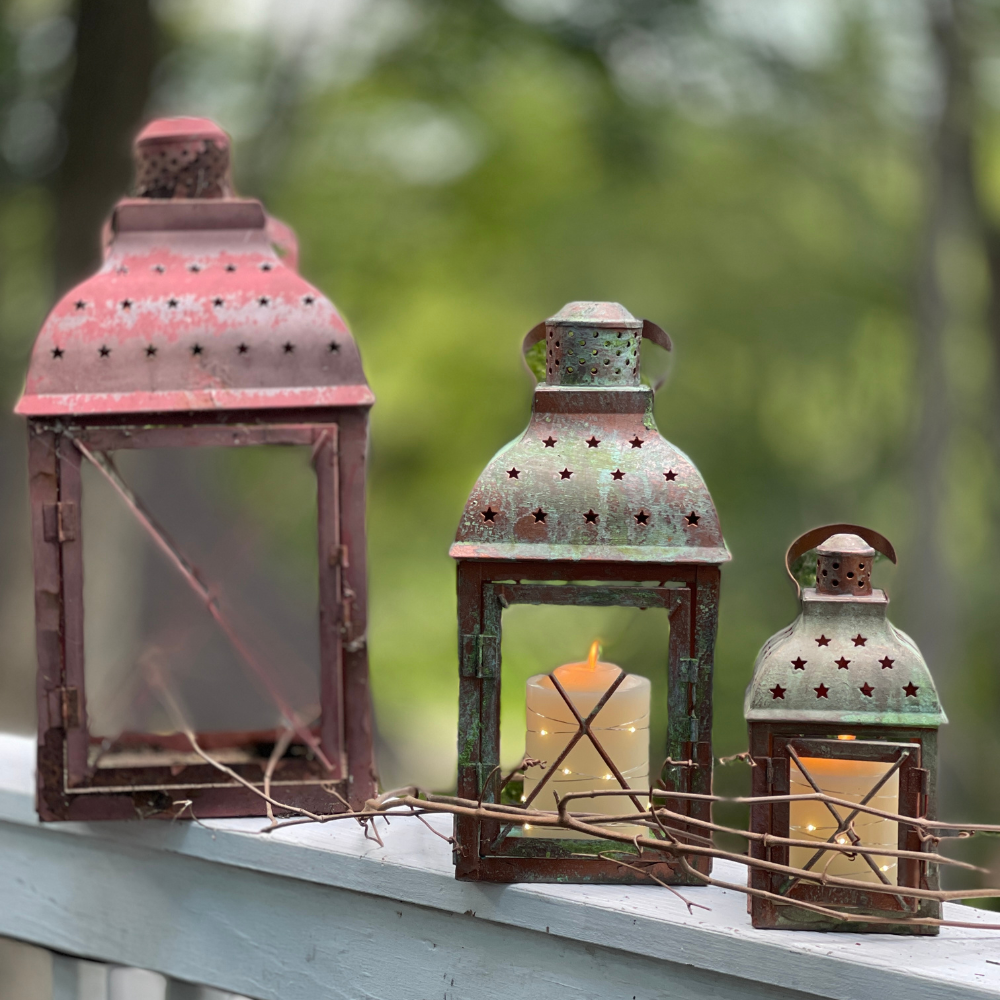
[745,589,946,727]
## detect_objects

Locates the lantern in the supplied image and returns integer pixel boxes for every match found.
[449,301,729,883]
[744,525,946,932]
[17,118,376,821]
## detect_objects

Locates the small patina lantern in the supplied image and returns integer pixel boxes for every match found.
[745,525,946,932]
[449,301,730,883]
[18,118,376,821]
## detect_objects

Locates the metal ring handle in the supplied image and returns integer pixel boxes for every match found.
[521,318,672,388]
[785,524,896,597]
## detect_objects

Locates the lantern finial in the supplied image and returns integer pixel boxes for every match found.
[815,532,876,596]
[133,116,232,199]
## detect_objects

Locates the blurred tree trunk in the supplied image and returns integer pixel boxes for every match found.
[909,0,974,686]
[54,0,159,293]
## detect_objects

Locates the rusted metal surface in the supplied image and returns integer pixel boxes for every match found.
[451,301,727,884]
[451,305,726,567]
[746,526,943,932]
[20,118,376,822]
[745,528,946,728]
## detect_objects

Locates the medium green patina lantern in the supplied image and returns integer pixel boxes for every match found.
[449,301,730,883]
[745,524,946,932]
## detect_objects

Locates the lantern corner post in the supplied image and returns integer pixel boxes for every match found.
[454,558,490,880]
[336,408,377,808]
[27,422,69,820]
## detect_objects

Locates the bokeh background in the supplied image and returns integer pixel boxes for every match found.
[0,0,998,894]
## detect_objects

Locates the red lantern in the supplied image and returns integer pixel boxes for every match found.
[18,118,376,820]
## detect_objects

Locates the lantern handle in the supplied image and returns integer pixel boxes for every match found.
[785,523,897,598]
[521,318,673,389]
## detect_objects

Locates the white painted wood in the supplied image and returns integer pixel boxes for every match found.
[77,960,110,1000]
[51,953,79,1000]
[1,732,998,1000]
[108,967,168,1000]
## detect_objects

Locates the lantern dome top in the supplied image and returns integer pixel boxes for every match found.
[16,117,371,419]
[745,526,946,728]
[450,302,728,565]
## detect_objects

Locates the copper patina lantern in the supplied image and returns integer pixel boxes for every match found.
[449,301,729,883]
[18,118,376,820]
[745,525,946,931]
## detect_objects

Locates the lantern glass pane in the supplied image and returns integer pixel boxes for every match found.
[81,446,320,752]
[499,601,669,840]
[789,755,900,884]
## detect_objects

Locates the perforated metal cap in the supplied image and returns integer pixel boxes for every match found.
[133,117,232,199]
[451,302,728,564]
[16,118,372,418]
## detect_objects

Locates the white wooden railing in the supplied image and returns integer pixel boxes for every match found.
[0,732,997,1000]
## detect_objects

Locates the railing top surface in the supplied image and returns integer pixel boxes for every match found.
[0,732,997,1000]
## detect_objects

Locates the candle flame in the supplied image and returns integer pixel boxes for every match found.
[837,734,856,741]
[587,639,601,670]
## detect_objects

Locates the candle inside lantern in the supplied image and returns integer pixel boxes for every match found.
[523,640,650,839]
[789,744,899,885]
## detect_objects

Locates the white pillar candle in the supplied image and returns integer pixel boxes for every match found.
[523,641,650,839]
[788,749,899,884]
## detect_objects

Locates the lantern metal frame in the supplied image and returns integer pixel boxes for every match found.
[18,119,377,821]
[450,301,730,884]
[745,525,945,933]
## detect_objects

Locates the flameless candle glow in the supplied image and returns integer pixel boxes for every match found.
[523,640,650,839]
[788,750,899,885]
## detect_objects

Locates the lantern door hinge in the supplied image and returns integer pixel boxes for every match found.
[59,686,81,729]
[328,544,349,568]
[682,716,698,742]
[907,767,929,796]
[43,502,77,543]
[460,633,499,679]
[678,658,699,682]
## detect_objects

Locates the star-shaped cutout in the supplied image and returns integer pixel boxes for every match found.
[260,262,273,272]
[481,507,497,522]
[328,341,339,352]
[74,300,86,310]
[120,299,132,310]
[152,264,165,273]
[583,509,599,524]
[815,683,829,698]
[860,682,874,697]
[506,468,520,479]
[685,511,700,526]
[191,344,204,356]
[304,295,315,305]
[559,468,573,480]
[611,469,625,481]
[532,508,547,523]
[225,263,237,272]
[586,436,600,448]
[167,297,178,308]
[543,436,557,448]
[145,345,157,357]
[98,345,111,357]
[258,296,270,306]
[663,470,677,481]
[835,657,851,670]
[904,682,919,697]
[115,265,128,274]
[51,347,64,359]
[634,510,649,525]
[852,634,867,647]
[237,343,249,354]
[815,635,831,646]
[770,684,786,700]
[213,297,224,307]
[283,342,295,354]
[879,656,894,669]
[629,436,644,448]
[188,263,201,273]
[791,657,806,670]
